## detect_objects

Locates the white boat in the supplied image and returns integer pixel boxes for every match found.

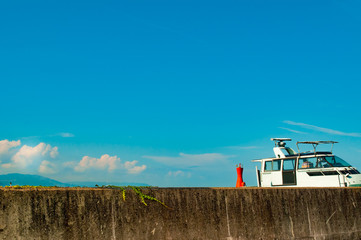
[252,138,361,187]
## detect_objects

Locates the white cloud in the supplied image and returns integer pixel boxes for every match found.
[0,139,59,174]
[1,163,12,168]
[38,160,56,174]
[20,132,74,139]
[167,170,191,178]
[278,127,306,134]
[11,143,58,169]
[74,154,147,174]
[225,145,259,150]
[284,120,361,137]
[74,154,120,172]
[50,147,59,158]
[123,160,146,174]
[58,132,74,138]
[0,140,21,155]
[63,161,76,168]
[143,152,232,167]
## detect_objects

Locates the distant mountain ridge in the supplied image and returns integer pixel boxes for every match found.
[0,173,70,187]
[0,173,149,187]
[69,181,150,187]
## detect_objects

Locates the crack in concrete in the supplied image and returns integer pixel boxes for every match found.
[225,196,231,239]
[111,199,116,240]
[325,211,337,225]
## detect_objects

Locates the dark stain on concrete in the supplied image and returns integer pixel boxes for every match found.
[0,187,360,239]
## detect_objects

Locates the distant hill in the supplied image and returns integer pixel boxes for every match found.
[0,173,149,187]
[0,173,72,187]
[68,181,150,187]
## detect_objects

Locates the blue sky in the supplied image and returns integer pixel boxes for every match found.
[1,0,361,186]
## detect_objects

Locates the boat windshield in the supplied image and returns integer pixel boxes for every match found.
[298,156,351,169]
[325,156,351,167]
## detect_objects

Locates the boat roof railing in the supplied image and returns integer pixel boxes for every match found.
[252,140,338,162]
[251,151,334,162]
[296,141,338,154]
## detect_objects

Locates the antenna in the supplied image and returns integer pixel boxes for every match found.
[270,138,292,147]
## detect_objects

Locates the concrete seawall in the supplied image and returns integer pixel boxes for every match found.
[0,187,360,239]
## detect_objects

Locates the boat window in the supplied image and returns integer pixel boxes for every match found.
[322,171,339,175]
[325,156,351,167]
[300,157,326,168]
[272,160,281,171]
[340,169,360,175]
[306,171,339,176]
[307,172,323,176]
[318,157,331,168]
[299,158,315,169]
[299,156,351,169]
[283,159,295,170]
[265,160,281,171]
[265,161,272,171]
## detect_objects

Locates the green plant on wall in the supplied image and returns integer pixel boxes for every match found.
[3,185,59,189]
[100,185,169,208]
[1,185,169,209]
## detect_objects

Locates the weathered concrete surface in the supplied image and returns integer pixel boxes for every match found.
[0,187,360,239]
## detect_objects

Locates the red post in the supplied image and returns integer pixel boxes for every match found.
[236,163,246,187]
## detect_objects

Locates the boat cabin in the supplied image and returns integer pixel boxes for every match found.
[253,138,361,187]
